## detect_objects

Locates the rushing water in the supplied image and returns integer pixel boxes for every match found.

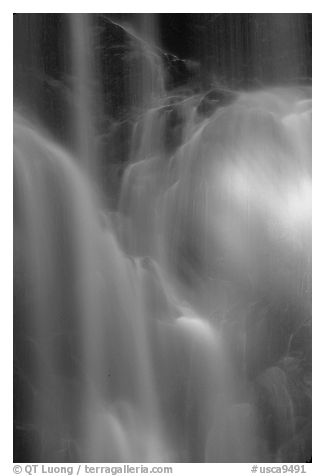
[13,14,311,463]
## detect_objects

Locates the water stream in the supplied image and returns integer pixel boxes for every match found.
[13,13,312,463]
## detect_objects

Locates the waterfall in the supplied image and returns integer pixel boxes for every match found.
[13,14,312,463]
[70,14,98,173]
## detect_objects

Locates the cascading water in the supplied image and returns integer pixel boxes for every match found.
[70,14,98,172]
[13,13,311,463]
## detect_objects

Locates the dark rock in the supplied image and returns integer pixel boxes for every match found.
[197,88,237,117]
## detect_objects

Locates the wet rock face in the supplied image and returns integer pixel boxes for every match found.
[197,89,237,117]
[160,104,185,155]
[160,13,312,89]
